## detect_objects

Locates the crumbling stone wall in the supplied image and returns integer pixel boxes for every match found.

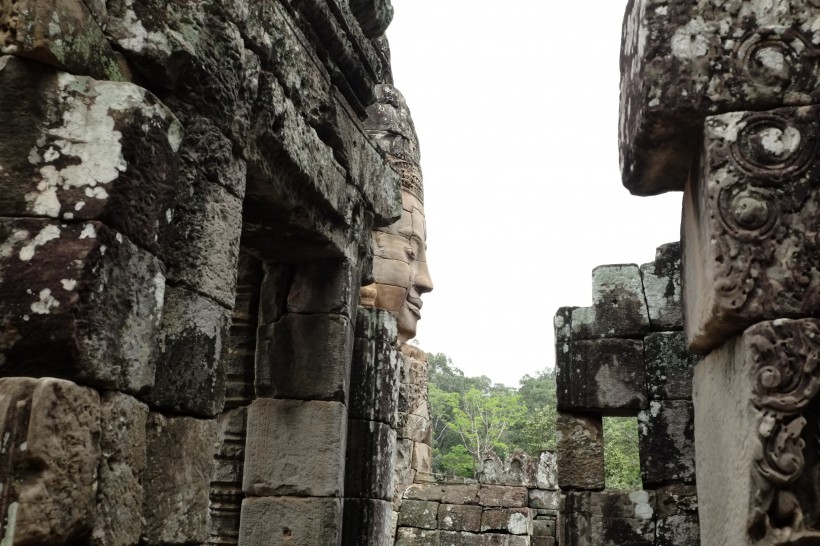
[554,242,700,545]
[0,1,409,545]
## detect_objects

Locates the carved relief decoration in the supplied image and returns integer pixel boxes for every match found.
[747,319,820,543]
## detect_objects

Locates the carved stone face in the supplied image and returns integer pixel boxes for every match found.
[368,189,433,344]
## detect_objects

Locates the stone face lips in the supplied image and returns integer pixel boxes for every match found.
[0,219,165,394]
[0,56,181,253]
[620,0,820,196]
[683,105,820,353]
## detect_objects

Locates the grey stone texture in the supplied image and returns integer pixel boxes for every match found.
[0,377,100,545]
[350,0,394,37]
[478,486,529,508]
[148,286,231,417]
[243,398,347,498]
[93,392,149,546]
[638,400,696,487]
[557,338,647,414]
[239,496,343,546]
[644,332,698,401]
[569,264,650,340]
[255,313,354,402]
[208,407,248,546]
[398,499,440,530]
[342,498,393,546]
[620,0,820,196]
[481,508,533,535]
[683,105,820,353]
[693,319,820,544]
[287,259,360,318]
[143,413,217,545]
[640,242,683,331]
[345,418,397,500]
[559,491,656,546]
[438,504,483,532]
[655,485,700,546]
[350,308,401,425]
[0,219,164,394]
[0,55,180,252]
[556,413,605,491]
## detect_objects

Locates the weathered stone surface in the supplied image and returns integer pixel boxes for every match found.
[0,56,181,251]
[481,508,532,535]
[693,318,820,544]
[556,412,604,491]
[92,392,148,546]
[570,264,650,340]
[620,0,820,195]
[553,306,576,344]
[397,499,440,530]
[0,377,100,545]
[683,105,820,352]
[530,537,555,546]
[656,514,701,546]
[532,518,556,538]
[395,527,440,546]
[345,419,396,500]
[644,332,698,401]
[208,407,248,546]
[479,450,538,487]
[398,345,430,418]
[412,440,433,475]
[243,398,346,497]
[438,503,483,532]
[255,313,353,402]
[560,491,655,546]
[394,437,416,489]
[350,0,394,37]
[289,259,359,317]
[148,286,230,417]
[160,134,243,308]
[404,483,449,502]
[350,308,400,425]
[398,412,432,443]
[481,534,530,546]
[536,452,557,490]
[638,400,696,486]
[0,219,164,393]
[342,498,393,546]
[478,486,528,508]
[0,0,127,80]
[143,413,217,545]
[529,490,561,511]
[239,496,342,546]
[640,241,683,331]
[557,338,647,413]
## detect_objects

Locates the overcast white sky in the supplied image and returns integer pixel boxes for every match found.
[386,0,682,387]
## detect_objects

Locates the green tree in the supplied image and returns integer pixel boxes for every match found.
[603,417,642,490]
[511,369,558,453]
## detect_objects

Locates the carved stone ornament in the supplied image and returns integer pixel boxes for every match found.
[683,105,820,353]
[747,319,820,544]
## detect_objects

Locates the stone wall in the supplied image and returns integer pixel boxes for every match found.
[0,1,406,545]
[554,242,701,545]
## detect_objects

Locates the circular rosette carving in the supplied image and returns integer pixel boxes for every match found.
[750,321,820,413]
[730,114,817,182]
[737,28,817,97]
[717,184,779,241]
[756,414,807,487]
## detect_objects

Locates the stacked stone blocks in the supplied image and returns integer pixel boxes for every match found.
[554,242,700,545]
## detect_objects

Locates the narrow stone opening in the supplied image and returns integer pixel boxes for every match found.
[603,416,642,490]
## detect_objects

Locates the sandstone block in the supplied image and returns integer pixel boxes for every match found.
[0,0,126,80]
[0,377,100,545]
[692,318,820,544]
[342,498,393,546]
[395,527,440,546]
[345,419,397,500]
[481,508,532,535]
[255,313,353,402]
[397,412,432,443]
[556,412,604,491]
[393,437,416,488]
[438,504,483,532]
[536,452,557,490]
[529,490,561,511]
[398,348,430,417]
[239,496,342,546]
[638,400,696,486]
[640,242,683,331]
[289,259,360,317]
[160,158,243,308]
[560,491,655,546]
[481,534,530,546]
[478,486,528,508]
[0,56,180,251]
[620,0,820,195]
[644,332,698,401]
[143,413,217,545]
[436,531,478,546]
[92,392,148,546]
[148,286,230,417]
[553,306,576,343]
[397,499,439,530]
[655,484,698,518]
[0,219,164,393]
[412,440,433,474]
[208,407,248,546]
[557,338,647,413]
[243,398,346,498]
[570,264,650,340]
[350,0,394,37]
[479,450,538,487]
[350,309,400,425]
[683,105,820,352]
[404,483,448,502]
[530,538,555,546]
[657,514,701,546]
[532,518,556,537]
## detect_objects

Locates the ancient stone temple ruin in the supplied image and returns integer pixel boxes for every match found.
[4,0,820,545]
